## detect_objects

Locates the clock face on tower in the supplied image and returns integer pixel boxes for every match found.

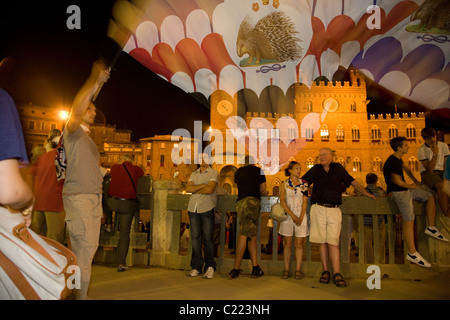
[217,100,233,116]
[323,97,339,112]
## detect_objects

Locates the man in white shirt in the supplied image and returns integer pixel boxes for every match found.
[418,127,449,227]
[185,153,219,279]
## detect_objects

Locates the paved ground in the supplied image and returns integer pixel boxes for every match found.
[88,264,450,301]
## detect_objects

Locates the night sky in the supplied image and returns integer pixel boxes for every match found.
[0,0,210,141]
[0,0,447,142]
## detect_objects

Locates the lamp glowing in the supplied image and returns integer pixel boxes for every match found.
[59,111,69,120]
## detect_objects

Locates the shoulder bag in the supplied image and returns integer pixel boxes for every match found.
[0,206,77,300]
[269,181,288,222]
[123,163,139,202]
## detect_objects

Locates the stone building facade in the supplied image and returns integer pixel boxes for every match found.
[210,70,426,195]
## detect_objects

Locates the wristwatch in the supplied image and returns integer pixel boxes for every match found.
[22,209,32,216]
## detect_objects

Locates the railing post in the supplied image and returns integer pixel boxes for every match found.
[340,215,350,263]
[357,215,364,264]
[150,180,181,267]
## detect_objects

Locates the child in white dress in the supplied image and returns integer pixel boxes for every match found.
[279,161,309,279]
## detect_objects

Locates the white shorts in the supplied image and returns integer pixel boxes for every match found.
[309,204,342,246]
[279,214,308,238]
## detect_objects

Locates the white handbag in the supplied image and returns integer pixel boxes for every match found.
[0,206,77,300]
[269,202,288,222]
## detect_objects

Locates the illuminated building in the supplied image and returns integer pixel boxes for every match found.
[139,135,200,183]
[17,103,67,153]
[210,70,426,194]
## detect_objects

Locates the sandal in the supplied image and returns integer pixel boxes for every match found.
[281,270,289,279]
[294,270,304,280]
[319,270,330,284]
[332,273,347,287]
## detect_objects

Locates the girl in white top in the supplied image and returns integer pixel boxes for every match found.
[279,161,309,279]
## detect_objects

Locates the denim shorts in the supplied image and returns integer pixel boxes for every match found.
[391,188,432,222]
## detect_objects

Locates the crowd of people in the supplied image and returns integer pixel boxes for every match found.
[186,138,450,288]
[2,57,450,299]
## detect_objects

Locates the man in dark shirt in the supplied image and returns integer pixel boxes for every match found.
[228,156,268,279]
[383,137,448,268]
[302,147,374,287]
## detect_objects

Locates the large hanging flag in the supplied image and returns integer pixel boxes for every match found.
[109,0,450,117]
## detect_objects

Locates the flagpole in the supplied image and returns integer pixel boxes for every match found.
[92,0,145,102]
[92,48,122,102]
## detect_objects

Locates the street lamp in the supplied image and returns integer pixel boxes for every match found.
[59,110,69,120]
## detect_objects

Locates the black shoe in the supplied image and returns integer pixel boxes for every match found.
[227,269,240,279]
[251,265,264,278]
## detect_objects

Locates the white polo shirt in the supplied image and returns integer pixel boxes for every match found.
[187,166,219,213]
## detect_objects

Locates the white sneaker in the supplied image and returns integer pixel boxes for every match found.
[425,227,449,242]
[407,252,431,268]
[203,267,214,279]
[188,269,200,277]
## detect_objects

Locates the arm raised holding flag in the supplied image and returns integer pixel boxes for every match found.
[66,59,110,134]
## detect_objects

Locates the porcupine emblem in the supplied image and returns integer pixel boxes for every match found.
[236,11,303,67]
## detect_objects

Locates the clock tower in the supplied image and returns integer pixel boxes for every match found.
[293,69,370,169]
[210,90,238,132]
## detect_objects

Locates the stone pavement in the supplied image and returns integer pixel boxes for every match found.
[88,264,450,300]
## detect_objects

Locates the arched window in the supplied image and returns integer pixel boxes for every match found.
[371,125,381,140]
[321,125,329,141]
[372,157,382,172]
[352,158,361,172]
[336,125,345,141]
[406,124,416,139]
[352,125,360,141]
[288,124,297,140]
[257,123,267,141]
[271,178,281,196]
[389,125,398,139]
[271,128,280,139]
[305,125,314,141]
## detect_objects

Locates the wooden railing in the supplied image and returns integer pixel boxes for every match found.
[164,194,449,279]
[97,177,449,280]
